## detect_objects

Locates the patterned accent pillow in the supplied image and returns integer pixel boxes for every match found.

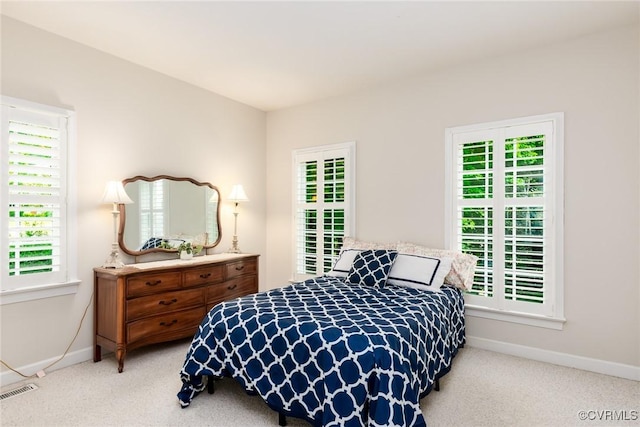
[326,249,361,277]
[387,254,453,292]
[346,250,398,288]
[139,237,164,250]
[396,242,478,290]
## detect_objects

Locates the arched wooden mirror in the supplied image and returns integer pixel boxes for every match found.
[118,175,221,256]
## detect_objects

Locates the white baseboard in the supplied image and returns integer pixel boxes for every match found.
[466,336,640,381]
[0,346,93,388]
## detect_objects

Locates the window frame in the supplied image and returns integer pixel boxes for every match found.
[292,141,356,282]
[0,96,79,305]
[445,113,565,330]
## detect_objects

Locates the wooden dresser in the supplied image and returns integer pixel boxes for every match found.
[93,253,259,372]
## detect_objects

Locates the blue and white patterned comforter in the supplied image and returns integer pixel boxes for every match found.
[177,276,465,426]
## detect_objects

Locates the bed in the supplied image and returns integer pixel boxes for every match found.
[177,244,477,426]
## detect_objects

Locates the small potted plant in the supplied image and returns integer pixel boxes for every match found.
[177,242,203,260]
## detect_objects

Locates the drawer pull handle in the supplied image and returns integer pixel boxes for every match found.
[145,280,162,286]
[235,266,245,271]
[159,319,178,327]
[159,299,178,306]
[199,273,212,279]
[228,284,238,290]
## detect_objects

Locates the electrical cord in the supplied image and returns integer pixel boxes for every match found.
[0,292,94,379]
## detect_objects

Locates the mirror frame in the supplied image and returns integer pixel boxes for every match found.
[117,175,222,256]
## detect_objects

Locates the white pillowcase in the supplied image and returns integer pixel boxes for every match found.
[341,236,398,251]
[387,254,453,292]
[396,242,478,290]
[326,249,361,277]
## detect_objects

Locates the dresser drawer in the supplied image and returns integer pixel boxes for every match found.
[127,271,182,298]
[183,265,224,288]
[207,275,257,306]
[126,288,205,322]
[127,307,206,343]
[225,258,257,279]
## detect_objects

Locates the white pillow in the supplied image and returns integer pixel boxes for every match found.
[396,242,478,290]
[387,254,453,292]
[326,249,361,277]
[341,236,398,251]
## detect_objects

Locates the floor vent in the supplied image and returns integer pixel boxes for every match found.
[0,383,38,401]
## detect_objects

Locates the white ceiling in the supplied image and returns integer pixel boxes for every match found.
[2,1,638,111]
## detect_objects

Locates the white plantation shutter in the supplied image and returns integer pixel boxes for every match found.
[446,114,563,322]
[454,136,495,299]
[2,97,75,292]
[503,126,549,312]
[293,142,355,281]
[295,157,318,275]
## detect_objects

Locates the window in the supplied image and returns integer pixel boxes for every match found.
[293,142,355,281]
[1,96,78,304]
[445,113,564,329]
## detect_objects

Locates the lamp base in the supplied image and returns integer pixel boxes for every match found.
[227,235,241,254]
[102,244,125,269]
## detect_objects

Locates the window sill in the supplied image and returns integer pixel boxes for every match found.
[465,304,566,330]
[0,280,81,305]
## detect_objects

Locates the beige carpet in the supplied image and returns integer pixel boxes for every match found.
[1,339,638,427]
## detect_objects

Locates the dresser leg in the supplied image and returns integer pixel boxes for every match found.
[116,347,126,373]
[94,344,102,362]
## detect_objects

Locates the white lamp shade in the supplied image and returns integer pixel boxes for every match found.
[101,181,134,204]
[228,184,249,203]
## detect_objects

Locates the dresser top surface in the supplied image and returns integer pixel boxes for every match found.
[94,253,258,276]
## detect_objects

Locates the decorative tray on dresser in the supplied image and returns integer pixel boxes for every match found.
[93,253,259,372]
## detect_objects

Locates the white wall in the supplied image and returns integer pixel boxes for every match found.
[265,25,640,369]
[0,17,266,383]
